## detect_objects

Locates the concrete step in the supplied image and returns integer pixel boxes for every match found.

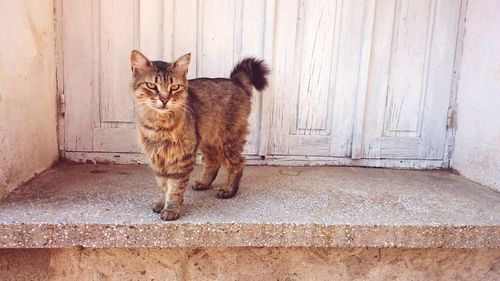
[0,163,499,248]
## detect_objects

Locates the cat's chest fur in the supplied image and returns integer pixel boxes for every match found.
[137,111,197,166]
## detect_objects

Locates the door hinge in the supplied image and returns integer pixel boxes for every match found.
[447,108,456,128]
[60,93,65,114]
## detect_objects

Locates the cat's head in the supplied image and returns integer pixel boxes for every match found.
[130,50,190,114]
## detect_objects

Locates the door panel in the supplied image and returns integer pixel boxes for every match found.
[268,0,369,157]
[359,0,461,159]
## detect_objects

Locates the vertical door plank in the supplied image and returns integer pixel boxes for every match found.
[139,0,163,59]
[63,0,98,151]
[241,0,266,155]
[100,0,136,123]
[329,0,366,156]
[163,0,174,61]
[351,0,376,159]
[173,0,198,78]
[296,0,336,134]
[258,0,277,156]
[269,0,300,154]
[361,0,397,158]
[199,0,237,77]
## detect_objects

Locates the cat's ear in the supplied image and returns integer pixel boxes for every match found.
[172,53,191,75]
[131,50,151,76]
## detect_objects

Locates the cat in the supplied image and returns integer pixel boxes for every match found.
[130,50,269,220]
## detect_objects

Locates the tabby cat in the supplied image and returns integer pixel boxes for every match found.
[130,50,269,220]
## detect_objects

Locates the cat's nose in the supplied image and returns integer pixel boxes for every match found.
[159,98,169,105]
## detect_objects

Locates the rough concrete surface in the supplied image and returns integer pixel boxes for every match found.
[0,163,499,248]
[0,247,499,281]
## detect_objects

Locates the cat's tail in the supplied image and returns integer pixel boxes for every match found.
[230,57,270,94]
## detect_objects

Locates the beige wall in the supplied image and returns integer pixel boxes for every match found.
[1,248,499,280]
[451,0,500,191]
[0,0,58,198]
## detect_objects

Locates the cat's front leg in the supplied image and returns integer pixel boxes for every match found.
[155,175,190,220]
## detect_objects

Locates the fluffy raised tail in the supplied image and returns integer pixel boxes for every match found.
[230,57,270,93]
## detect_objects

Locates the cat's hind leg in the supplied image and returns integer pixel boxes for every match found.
[152,198,164,213]
[217,147,244,199]
[192,147,222,191]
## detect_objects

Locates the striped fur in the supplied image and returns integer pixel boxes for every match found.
[130,50,269,220]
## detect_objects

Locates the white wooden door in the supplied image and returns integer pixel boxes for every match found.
[61,0,462,166]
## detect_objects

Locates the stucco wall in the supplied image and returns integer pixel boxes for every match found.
[451,0,500,191]
[0,0,58,198]
[1,248,499,280]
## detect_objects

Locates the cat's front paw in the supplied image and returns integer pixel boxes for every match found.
[160,202,181,221]
[160,209,181,221]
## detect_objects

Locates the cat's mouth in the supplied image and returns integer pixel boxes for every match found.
[151,102,169,111]
[154,106,169,113]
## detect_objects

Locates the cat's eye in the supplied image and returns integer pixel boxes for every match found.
[170,84,180,91]
[145,82,157,90]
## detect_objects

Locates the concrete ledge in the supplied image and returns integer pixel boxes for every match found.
[0,164,499,248]
[2,223,498,248]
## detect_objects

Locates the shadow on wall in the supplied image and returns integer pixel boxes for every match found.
[0,0,59,198]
